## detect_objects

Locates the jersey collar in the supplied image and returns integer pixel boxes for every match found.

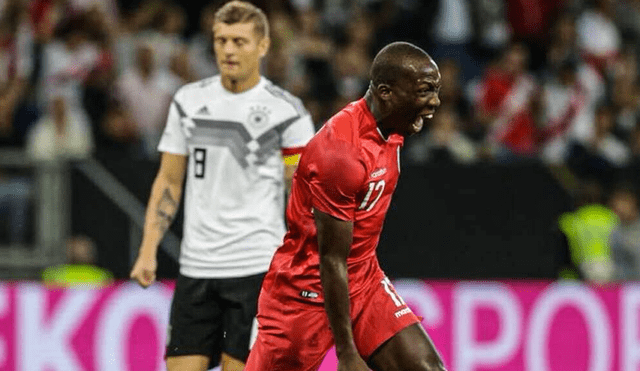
[218,76,266,98]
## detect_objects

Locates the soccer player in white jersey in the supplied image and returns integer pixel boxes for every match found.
[129,2,315,371]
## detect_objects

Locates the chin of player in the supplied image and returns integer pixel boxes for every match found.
[220,65,245,80]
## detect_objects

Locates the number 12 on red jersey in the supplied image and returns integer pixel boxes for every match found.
[359,180,386,211]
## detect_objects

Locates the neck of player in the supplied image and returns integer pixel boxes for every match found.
[364,89,392,138]
[221,71,261,94]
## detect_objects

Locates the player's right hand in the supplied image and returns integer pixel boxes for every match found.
[130,254,157,288]
[337,352,370,371]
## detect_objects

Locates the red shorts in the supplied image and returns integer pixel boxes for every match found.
[245,275,420,371]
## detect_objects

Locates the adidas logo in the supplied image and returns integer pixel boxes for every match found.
[196,106,210,115]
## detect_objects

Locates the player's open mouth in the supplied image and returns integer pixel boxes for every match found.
[412,116,424,132]
[412,113,434,132]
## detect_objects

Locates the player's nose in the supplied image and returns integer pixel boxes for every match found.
[428,93,440,109]
[221,41,235,54]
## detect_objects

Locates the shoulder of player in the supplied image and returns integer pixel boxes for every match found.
[260,79,308,116]
[300,127,367,186]
[303,111,362,164]
[321,106,362,146]
[173,75,219,101]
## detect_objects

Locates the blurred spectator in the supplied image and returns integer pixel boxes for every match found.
[26,95,93,160]
[611,74,640,141]
[429,0,479,82]
[114,5,149,75]
[332,12,374,112]
[293,6,337,124]
[474,0,511,62]
[138,2,186,74]
[0,0,36,146]
[42,235,113,287]
[437,59,473,136]
[612,46,639,83]
[474,43,538,160]
[547,13,580,72]
[297,7,334,91]
[95,100,141,159]
[609,184,640,280]
[0,0,34,245]
[30,0,74,44]
[568,104,631,184]
[615,0,640,57]
[82,6,117,140]
[406,104,477,165]
[263,10,304,92]
[576,0,621,75]
[559,180,618,283]
[115,43,178,158]
[539,58,605,164]
[505,0,564,71]
[67,0,119,29]
[187,2,218,80]
[38,16,99,125]
[366,0,433,53]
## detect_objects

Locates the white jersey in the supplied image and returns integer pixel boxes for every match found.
[158,76,315,278]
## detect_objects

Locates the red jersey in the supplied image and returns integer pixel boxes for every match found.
[261,98,404,305]
[479,69,537,155]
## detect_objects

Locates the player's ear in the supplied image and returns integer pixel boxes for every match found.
[258,36,270,58]
[376,83,392,101]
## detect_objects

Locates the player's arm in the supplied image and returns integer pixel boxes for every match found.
[130,152,187,287]
[316,209,355,351]
[316,210,369,370]
[308,133,369,369]
[283,152,301,195]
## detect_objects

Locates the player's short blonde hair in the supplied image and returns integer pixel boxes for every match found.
[214,1,269,39]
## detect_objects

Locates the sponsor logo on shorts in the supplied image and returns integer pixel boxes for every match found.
[300,290,319,299]
[394,307,412,318]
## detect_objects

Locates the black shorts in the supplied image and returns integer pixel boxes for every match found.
[166,272,265,366]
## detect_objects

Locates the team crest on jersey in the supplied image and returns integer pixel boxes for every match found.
[247,105,270,128]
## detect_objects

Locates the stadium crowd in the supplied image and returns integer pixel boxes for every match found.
[2,0,640,282]
[2,0,640,169]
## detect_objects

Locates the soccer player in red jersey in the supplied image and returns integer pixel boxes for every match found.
[244,41,446,371]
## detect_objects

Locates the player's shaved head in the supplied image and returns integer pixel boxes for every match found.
[370,42,434,86]
[364,41,441,136]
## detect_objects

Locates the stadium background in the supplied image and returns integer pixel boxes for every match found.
[1,0,640,370]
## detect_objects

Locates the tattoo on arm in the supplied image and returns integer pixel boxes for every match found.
[155,188,178,234]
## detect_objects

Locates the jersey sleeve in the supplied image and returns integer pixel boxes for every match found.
[303,135,366,221]
[157,95,188,155]
[281,112,315,155]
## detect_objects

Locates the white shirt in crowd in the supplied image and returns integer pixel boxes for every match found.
[577,9,621,59]
[26,109,94,161]
[541,64,605,164]
[116,68,181,155]
[39,41,99,111]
